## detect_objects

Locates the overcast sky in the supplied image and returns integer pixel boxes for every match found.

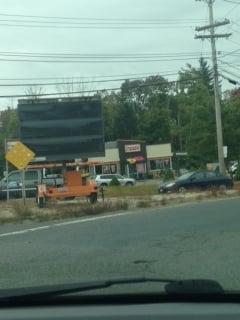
[0,0,239,109]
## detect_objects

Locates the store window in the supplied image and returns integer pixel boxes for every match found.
[149,158,171,170]
[96,164,117,174]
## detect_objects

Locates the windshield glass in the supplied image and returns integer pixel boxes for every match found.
[177,172,194,181]
[0,0,239,297]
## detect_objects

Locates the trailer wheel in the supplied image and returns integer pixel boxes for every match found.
[37,196,45,208]
[89,193,97,204]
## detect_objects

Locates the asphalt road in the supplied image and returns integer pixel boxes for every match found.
[0,198,240,292]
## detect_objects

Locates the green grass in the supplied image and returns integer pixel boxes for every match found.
[103,185,157,198]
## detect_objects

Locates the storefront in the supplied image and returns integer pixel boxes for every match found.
[88,140,172,178]
[147,144,172,177]
[117,140,147,178]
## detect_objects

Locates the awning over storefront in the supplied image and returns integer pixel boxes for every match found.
[127,156,145,164]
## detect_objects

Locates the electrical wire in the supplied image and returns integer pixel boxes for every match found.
[0,12,206,22]
[0,50,212,58]
[0,22,198,29]
[0,72,180,87]
[219,66,240,78]
[219,47,240,58]
[0,71,178,82]
[219,60,240,73]
[223,2,240,16]
[0,18,205,26]
[223,0,240,4]
[0,56,212,63]
[0,77,202,99]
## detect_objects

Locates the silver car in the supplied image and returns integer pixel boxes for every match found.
[95,174,136,187]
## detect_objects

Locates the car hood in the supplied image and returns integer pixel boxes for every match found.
[159,180,176,188]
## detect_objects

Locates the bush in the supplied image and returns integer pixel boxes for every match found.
[11,201,33,220]
[161,197,168,205]
[147,173,154,179]
[162,169,175,182]
[136,200,152,208]
[109,177,121,186]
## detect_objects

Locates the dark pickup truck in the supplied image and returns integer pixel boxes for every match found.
[0,169,63,200]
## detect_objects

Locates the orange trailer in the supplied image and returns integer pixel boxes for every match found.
[36,171,98,208]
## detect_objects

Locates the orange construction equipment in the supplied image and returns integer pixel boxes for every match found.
[36,171,98,208]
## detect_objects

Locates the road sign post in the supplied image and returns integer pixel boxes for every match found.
[21,170,26,205]
[5,141,35,204]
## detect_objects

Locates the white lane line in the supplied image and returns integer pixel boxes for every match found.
[1,196,239,239]
[0,210,135,238]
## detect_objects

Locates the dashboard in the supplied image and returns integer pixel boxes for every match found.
[1,302,240,319]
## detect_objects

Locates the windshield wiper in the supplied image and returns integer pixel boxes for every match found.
[0,277,223,301]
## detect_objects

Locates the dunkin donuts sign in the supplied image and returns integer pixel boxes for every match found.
[124,144,141,153]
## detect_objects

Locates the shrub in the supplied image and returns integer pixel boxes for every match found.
[11,201,33,220]
[161,197,167,205]
[109,177,121,186]
[136,200,152,208]
[162,169,175,182]
[147,173,154,179]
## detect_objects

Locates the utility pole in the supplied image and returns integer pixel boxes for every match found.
[195,0,231,175]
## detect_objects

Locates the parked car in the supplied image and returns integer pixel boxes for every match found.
[158,171,233,193]
[95,174,136,187]
[0,169,63,200]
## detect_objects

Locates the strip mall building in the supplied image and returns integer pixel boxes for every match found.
[88,140,172,178]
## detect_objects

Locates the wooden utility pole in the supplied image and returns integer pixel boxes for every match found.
[195,0,231,175]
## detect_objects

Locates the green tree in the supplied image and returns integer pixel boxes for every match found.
[137,93,171,144]
[113,99,138,139]
[222,90,240,161]
[102,92,119,141]
[172,59,216,167]
[0,108,19,175]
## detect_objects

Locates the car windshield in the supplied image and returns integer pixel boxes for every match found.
[177,172,194,181]
[0,0,239,299]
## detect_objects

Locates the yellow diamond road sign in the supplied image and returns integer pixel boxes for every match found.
[5,141,35,170]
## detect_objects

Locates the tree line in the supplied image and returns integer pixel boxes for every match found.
[0,58,239,175]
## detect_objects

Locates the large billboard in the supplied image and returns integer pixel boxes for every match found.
[18,96,105,162]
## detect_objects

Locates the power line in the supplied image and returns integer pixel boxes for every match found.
[219,67,240,79]
[0,18,205,26]
[219,47,240,58]
[0,70,180,81]
[219,59,240,72]
[0,77,202,99]
[225,37,240,47]
[0,22,198,29]
[222,0,240,4]
[222,1,240,16]
[0,56,212,63]
[0,72,181,87]
[0,50,211,57]
[0,12,206,22]
[232,20,240,27]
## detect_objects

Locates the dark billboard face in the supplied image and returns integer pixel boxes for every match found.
[18,97,105,162]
